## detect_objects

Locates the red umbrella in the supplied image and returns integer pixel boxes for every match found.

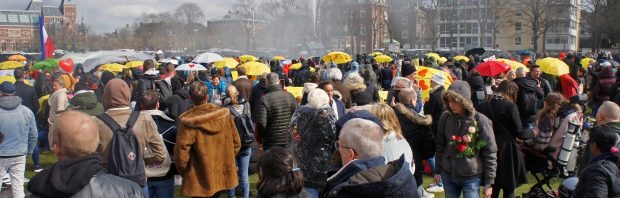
[472,61,510,77]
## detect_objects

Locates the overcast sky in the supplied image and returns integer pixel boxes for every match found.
[4,0,234,33]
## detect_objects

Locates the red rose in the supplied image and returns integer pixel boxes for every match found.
[456,144,467,153]
[456,136,462,142]
[450,135,456,141]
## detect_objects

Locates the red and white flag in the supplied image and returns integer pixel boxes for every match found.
[39,15,55,59]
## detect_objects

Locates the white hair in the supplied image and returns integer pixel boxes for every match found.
[307,89,330,109]
[340,118,384,159]
[516,67,527,77]
[328,68,343,81]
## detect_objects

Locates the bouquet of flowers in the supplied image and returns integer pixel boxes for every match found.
[449,120,487,158]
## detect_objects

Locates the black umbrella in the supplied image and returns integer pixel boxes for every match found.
[465,48,486,57]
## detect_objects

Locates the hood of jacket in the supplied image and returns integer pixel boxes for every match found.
[442,90,476,117]
[70,91,99,110]
[393,103,432,126]
[333,156,418,197]
[349,61,360,72]
[467,75,485,90]
[28,155,105,197]
[175,89,190,99]
[303,82,318,93]
[0,95,22,110]
[343,73,366,92]
[102,79,131,110]
[513,77,539,92]
[180,103,231,134]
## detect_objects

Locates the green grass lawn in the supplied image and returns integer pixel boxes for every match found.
[25,151,560,198]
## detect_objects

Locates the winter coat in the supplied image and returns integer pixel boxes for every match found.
[48,88,68,144]
[514,76,544,123]
[288,105,337,188]
[573,153,620,198]
[525,105,579,162]
[380,66,396,90]
[592,66,616,103]
[393,103,434,159]
[560,74,579,99]
[250,81,267,122]
[28,155,143,198]
[165,89,190,120]
[233,77,253,101]
[579,123,620,170]
[361,64,379,89]
[467,75,487,111]
[320,156,419,198]
[174,103,241,197]
[383,132,414,173]
[67,91,104,116]
[332,81,352,108]
[424,86,445,135]
[435,90,498,186]
[14,80,38,114]
[143,110,177,181]
[256,85,297,147]
[479,96,528,189]
[94,108,168,169]
[0,96,37,157]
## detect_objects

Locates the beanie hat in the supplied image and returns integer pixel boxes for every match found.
[401,63,415,77]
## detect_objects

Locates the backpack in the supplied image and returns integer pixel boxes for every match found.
[226,103,255,147]
[517,88,539,119]
[96,111,146,186]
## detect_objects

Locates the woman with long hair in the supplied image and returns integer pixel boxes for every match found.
[224,85,253,198]
[479,81,528,198]
[573,126,620,197]
[369,103,414,172]
[258,147,311,198]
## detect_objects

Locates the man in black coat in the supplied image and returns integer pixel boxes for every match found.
[424,74,446,137]
[514,67,544,125]
[255,73,297,150]
[530,65,552,97]
[13,68,38,114]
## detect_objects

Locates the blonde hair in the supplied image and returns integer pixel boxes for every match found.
[369,103,404,139]
[226,85,240,105]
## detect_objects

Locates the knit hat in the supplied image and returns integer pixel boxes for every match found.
[0,81,15,95]
[431,74,445,85]
[401,63,415,77]
[448,80,472,101]
[100,71,116,87]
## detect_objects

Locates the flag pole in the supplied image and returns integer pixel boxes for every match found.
[39,14,45,60]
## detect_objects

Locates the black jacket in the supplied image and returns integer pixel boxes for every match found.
[250,81,267,122]
[573,153,620,198]
[320,156,419,198]
[514,76,544,122]
[256,85,297,146]
[393,103,434,159]
[28,155,143,198]
[14,81,38,114]
[165,89,190,120]
[424,86,445,135]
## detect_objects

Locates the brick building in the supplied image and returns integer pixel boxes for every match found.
[206,17,268,52]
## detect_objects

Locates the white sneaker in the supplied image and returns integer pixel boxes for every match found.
[418,187,435,198]
[426,183,444,193]
[34,168,43,173]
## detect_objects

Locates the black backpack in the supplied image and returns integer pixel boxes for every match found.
[226,103,255,147]
[517,88,539,119]
[97,111,146,186]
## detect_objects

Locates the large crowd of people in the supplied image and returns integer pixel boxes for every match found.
[0,51,619,198]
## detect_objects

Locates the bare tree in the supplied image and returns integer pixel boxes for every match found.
[521,0,561,52]
[420,0,440,50]
[475,0,512,48]
[174,2,205,25]
[371,2,389,50]
[227,0,258,51]
[582,0,610,53]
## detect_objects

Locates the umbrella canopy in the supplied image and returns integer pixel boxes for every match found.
[240,62,271,76]
[454,55,470,62]
[465,48,486,57]
[159,58,179,65]
[438,57,448,65]
[496,58,528,72]
[472,61,510,77]
[32,59,59,71]
[8,54,27,62]
[369,52,383,57]
[416,66,452,101]
[289,63,302,70]
[517,50,534,56]
[125,61,143,68]
[214,58,239,69]
[80,51,155,72]
[424,53,441,60]
[176,63,207,71]
[374,55,393,63]
[273,56,286,61]
[99,63,125,73]
[535,57,570,76]
[193,52,224,63]
[580,57,595,70]
[239,55,258,63]
[0,61,24,70]
[322,51,352,64]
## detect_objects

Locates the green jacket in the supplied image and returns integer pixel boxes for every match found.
[68,91,104,116]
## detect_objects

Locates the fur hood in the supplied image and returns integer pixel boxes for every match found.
[343,73,366,92]
[179,103,232,134]
[442,90,476,117]
[393,103,432,126]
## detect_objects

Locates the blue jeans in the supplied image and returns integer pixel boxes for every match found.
[38,130,49,149]
[228,146,252,198]
[142,185,149,198]
[304,187,319,198]
[441,173,481,198]
[147,178,174,198]
[31,130,49,169]
[427,156,442,186]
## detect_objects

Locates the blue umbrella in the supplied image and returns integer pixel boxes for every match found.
[517,50,534,56]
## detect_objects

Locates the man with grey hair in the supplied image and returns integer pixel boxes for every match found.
[256,73,297,150]
[328,68,352,108]
[515,67,527,78]
[321,118,419,198]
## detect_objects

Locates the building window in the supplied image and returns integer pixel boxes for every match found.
[360,10,367,18]
[402,16,408,24]
[515,22,522,31]
[12,41,17,51]
[8,30,20,38]
[515,36,522,45]
[1,42,5,51]
[402,30,409,38]
[360,40,367,53]
[0,14,7,23]
[516,12,522,16]
[360,25,366,36]
[7,14,18,23]
[19,15,30,23]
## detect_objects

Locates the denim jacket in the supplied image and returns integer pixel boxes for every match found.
[0,96,38,156]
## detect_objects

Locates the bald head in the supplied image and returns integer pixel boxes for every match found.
[52,111,100,160]
[597,101,620,125]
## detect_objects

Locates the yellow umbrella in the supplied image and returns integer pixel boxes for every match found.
[273,56,286,61]
[454,55,470,62]
[239,55,258,63]
[496,58,528,72]
[580,57,595,70]
[8,54,26,62]
[535,57,570,76]
[425,53,441,61]
[289,63,302,70]
[240,62,271,76]
[322,51,352,64]
[0,61,24,70]
[99,63,125,73]
[369,52,383,57]
[214,58,239,69]
[374,55,393,63]
[438,57,447,64]
[0,75,31,86]
[415,66,452,101]
[125,61,143,68]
